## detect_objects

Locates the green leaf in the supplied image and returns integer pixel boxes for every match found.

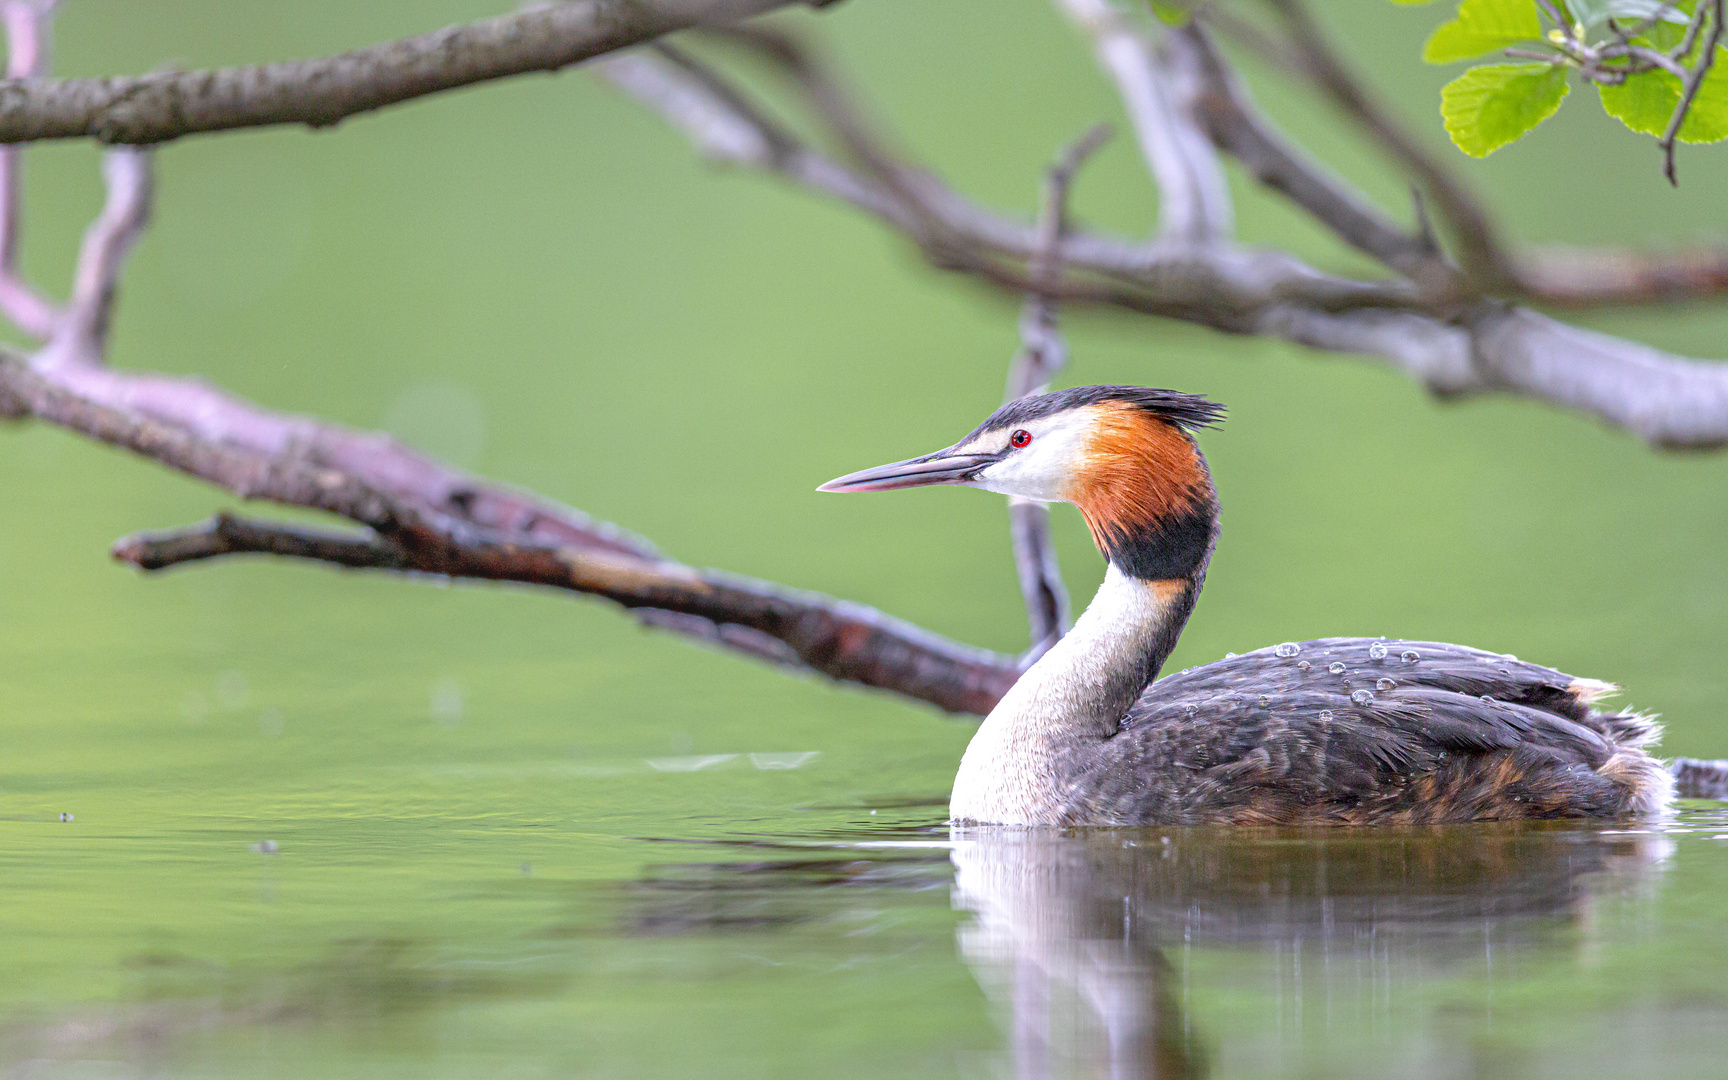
[1599,63,1728,142]
[1439,63,1571,155]
[1148,0,1190,25]
[1423,0,1544,64]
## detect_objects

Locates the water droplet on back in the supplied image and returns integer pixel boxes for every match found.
[1351,689,1374,706]
[1368,643,1388,661]
[1400,650,1420,663]
[1376,678,1396,691]
[1328,662,1346,675]
[1274,642,1300,658]
[1296,660,1311,671]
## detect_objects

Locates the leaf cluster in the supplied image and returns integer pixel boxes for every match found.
[1394,0,1727,163]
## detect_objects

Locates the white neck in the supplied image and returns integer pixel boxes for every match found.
[950,566,1188,825]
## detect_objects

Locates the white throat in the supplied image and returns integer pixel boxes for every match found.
[949,566,1185,825]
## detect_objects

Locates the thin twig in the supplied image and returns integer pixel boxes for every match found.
[1661,0,1724,185]
[1004,125,1109,662]
[36,147,150,368]
[0,0,61,338]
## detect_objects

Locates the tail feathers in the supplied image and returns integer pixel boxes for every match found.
[1581,699,1671,815]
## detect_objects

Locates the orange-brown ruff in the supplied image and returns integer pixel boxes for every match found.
[819,385,1674,826]
[1067,401,1210,555]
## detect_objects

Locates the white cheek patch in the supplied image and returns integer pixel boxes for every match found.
[967,411,1093,502]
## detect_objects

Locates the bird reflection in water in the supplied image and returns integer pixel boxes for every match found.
[623,822,1667,1079]
[949,823,1669,1079]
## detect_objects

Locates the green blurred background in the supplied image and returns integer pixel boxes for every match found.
[2,1,1726,1076]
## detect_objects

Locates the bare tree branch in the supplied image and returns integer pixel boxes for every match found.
[1052,0,1231,242]
[598,48,1424,309]
[1004,126,1109,662]
[0,352,1020,714]
[0,0,826,145]
[603,34,1728,449]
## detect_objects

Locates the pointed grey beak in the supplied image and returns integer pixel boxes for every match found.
[818,450,998,492]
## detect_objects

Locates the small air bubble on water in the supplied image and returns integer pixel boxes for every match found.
[1351,689,1374,706]
[1296,660,1311,671]
[1274,642,1300,658]
[1401,650,1420,663]
[1376,678,1396,691]
[215,671,249,710]
[1368,643,1389,660]
[430,677,463,728]
[1328,662,1346,675]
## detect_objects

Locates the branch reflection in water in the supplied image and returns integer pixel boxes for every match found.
[628,822,1670,1078]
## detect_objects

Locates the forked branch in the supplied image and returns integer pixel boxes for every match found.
[602,17,1728,448]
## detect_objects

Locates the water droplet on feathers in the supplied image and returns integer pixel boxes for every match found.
[1401,650,1420,663]
[1275,642,1300,658]
[1328,662,1345,675]
[1376,678,1396,691]
[1317,710,1333,722]
[1296,661,1311,671]
[1368,643,1388,660]
[1351,689,1374,705]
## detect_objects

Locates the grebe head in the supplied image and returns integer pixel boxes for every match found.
[820,386,1223,578]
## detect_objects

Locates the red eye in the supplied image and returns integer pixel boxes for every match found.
[1009,429,1032,449]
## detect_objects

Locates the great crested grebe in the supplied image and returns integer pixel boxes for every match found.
[820,386,1673,826]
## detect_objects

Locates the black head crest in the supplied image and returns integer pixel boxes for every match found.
[968,386,1225,441]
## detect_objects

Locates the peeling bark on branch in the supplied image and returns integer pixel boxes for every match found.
[0,0,820,145]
